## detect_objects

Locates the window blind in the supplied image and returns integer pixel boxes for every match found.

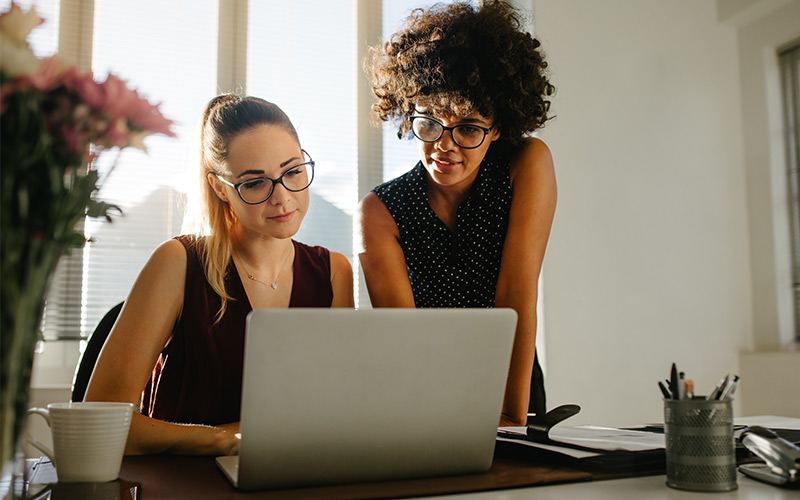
[246,1,358,268]
[382,0,428,182]
[780,40,800,342]
[74,0,219,338]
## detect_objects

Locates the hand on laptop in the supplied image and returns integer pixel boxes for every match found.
[215,422,241,456]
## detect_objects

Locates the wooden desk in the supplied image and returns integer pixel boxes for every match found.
[117,452,800,500]
[117,449,653,500]
[13,416,799,499]
[6,448,795,499]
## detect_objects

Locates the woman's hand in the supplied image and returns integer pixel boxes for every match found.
[209,422,241,456]
[123,414,241,456]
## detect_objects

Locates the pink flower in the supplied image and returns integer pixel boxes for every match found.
[99,74,142,120]
[103,118,132,148]
[62,67,107,111]
[1,2,175,166]
[17,56,67,91]
[100,74,175,139]
[59,125,83,155]
[126,100,176,138]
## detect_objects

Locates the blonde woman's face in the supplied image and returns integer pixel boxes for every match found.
[208,124,309,241]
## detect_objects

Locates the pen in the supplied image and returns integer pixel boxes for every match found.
[658,381,672,399]
[714,374,732,400]
[707,374,729,400]
[678,371,686,400]
[718,375,739,400]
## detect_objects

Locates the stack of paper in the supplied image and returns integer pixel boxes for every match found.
[496,425,666,472]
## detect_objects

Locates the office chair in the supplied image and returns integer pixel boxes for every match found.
[71,302,124,402]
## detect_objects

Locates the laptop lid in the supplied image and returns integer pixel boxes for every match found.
[221,308,516,491]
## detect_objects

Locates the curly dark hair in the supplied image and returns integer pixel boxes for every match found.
[366,0,554,154]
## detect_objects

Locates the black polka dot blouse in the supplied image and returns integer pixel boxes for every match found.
[372,156,511,308]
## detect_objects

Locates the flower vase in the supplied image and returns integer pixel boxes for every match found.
[1,450,30,500]
[0,237,62,484]
[0,2,175,479]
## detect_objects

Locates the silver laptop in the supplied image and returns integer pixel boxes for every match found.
[216,308,517,491]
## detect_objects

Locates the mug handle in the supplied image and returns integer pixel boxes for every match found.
[26,407,56,465]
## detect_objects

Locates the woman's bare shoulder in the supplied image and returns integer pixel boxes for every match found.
[509,138,554,177]
[329,250,352,272]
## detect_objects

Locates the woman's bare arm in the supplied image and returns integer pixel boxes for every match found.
[330,251,355,307]
[84,239,240,455]
[358,193,416,308]
[495,138,557,426]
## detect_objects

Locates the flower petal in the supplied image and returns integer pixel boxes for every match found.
[0,2,44,45]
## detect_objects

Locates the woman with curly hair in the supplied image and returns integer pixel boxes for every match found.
[359,0,556,426]
[86,94,354,455]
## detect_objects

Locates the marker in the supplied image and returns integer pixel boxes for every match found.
[658,381,672,399]
[678,371,686,400]
[685,379,694,399]
[670,363,679,400]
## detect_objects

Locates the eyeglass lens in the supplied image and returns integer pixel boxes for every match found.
[411,117,488,149]
[237,162,313,204]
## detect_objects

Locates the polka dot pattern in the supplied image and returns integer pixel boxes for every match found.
[372,157,512,308]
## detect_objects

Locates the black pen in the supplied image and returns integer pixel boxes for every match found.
[658,381,671,399]
[670,363,679,400]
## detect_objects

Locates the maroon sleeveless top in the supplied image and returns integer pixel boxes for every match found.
[140,235,333,425]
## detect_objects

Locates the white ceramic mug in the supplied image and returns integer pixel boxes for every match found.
[27,402,133,483]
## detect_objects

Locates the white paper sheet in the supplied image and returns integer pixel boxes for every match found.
[735,416,800,430]
[496,435,602,459]
[498,425,665,452]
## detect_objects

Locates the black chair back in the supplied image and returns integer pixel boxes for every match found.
[71,302,124,402]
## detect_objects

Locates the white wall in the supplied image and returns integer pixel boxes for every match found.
[533,0,757,426]
[731,0,800,350]
[726,0,800,417]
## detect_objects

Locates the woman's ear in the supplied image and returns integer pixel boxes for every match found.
[207,172,230,202]
[490,125,501,143]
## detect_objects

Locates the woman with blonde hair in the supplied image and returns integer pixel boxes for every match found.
[86,94,354,456]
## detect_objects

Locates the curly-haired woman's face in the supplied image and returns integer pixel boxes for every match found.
[413,108,500,190]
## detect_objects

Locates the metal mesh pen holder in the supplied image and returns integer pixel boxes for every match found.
[664,398,737,492]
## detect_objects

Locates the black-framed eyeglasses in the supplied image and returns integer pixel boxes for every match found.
[410,116,494,149]
[215,149,315,205]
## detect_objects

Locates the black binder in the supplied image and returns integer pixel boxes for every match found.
[496,405,666,474]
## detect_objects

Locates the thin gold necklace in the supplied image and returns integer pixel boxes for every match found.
[237,244,294,290]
